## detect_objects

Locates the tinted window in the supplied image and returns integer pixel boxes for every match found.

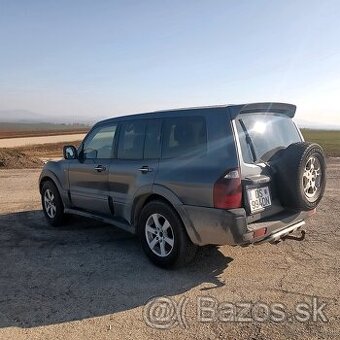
[118,120,146,160]
[236,113,301,163]
[144,120,162,159]
[162,117,207,158]
[83,124,117,159]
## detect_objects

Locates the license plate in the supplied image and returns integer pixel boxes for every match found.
[247,186,271,213]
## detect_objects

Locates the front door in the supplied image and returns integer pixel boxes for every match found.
[68,122,118,215]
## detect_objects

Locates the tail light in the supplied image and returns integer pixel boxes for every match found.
[213,168,242,209]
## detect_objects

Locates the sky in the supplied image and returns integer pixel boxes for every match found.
[1,0,340,126]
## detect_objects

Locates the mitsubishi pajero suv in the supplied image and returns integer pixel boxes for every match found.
[39,103,326,267]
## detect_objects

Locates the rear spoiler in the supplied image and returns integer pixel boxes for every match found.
[228,102,296,120]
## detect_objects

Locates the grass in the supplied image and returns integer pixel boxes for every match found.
[15,140,82,158]
[301,129,340,157]
[0,149,42,169]
[0,141,82,168]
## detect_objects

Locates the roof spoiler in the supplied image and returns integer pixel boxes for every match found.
[228,102,296,120]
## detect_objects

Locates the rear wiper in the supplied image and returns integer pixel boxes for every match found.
[238,119,257,162]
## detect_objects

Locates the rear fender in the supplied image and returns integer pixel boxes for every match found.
[151,184,202,245]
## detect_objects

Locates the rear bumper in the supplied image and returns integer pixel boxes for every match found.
[179,205,315,246]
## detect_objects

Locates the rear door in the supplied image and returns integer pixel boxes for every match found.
[68,122,117,215]
[108,119,161,222]
[233,113,302,219]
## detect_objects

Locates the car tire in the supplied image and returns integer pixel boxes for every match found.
[41,181,65,227]
[138,201,198,268]
[273,142,326,211]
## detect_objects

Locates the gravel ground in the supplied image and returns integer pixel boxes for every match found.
[0,159,339,340]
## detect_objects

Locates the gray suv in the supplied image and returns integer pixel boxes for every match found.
[39,103,326,268]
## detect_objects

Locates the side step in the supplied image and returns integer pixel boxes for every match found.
[64,208,135,234]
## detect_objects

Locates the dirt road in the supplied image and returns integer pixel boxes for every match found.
[0,160,339,339]
[0,134,85,148]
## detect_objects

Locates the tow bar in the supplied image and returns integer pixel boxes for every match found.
[273,229,306,244]
[267,220,306,244]
[282,229,306,241]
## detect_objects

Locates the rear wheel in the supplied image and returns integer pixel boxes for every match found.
[138,201,198,268]
[41,181,65,226]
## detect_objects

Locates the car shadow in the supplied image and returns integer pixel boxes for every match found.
[0,210,233,328]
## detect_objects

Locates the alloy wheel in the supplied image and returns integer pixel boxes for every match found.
[302,156,322,199]
[145,213,175,257]
[43,189,57,218]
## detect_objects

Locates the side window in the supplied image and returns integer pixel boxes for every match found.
[117,120,146,160]
[144,119,162,159]
[83,124,117,159]
[162,117,207,159]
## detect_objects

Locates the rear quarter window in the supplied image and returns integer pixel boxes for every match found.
[162,116,207,159]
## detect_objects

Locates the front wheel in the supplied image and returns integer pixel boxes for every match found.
[138,201,197,268]
[41,181,65,227]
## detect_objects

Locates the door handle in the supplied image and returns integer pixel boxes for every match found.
[138,166,153,173]
[94,165,107,172]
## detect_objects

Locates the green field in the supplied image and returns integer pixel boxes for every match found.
[301,129,340,157]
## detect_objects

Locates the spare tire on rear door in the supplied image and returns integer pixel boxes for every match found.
[272,142,326,211]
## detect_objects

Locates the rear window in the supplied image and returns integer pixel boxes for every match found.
[235,113,301,163]
[144,119,162,159]
[117,120,146,160]
[162,117,207,158]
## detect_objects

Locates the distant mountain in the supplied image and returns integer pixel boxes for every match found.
[295,119,340,130]
[1,109,339,130]
[0,122,90,132]
[0,109,102,125]
[0,110,48,123]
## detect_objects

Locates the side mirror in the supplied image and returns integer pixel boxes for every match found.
[63,145,78,160]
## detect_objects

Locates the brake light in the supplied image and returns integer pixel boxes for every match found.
[213,168,242,209]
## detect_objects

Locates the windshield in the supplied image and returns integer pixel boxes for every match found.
[235,113,302,163]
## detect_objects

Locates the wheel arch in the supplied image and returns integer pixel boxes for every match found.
[39,169,70,207]
[131,185,201,245]
[39,172,60,194]
[132,192,181,229]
